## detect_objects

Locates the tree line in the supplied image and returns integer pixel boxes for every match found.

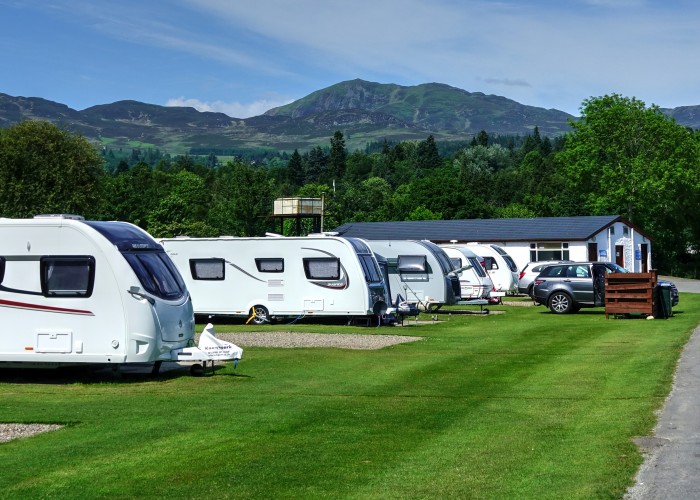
[1,94,699,275]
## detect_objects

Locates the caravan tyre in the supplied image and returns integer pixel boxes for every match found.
[251,305,270,325]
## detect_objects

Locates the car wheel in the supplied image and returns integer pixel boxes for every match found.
[549,292,573,314]
[250,305,270,325]
[528,285,535,300]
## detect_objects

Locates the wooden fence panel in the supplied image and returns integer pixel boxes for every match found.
[605,271,657,318]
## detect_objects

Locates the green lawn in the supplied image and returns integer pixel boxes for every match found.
[1,296,698,499]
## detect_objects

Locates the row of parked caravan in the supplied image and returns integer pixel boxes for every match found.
[0,215,521,371]
[158,236,520,324]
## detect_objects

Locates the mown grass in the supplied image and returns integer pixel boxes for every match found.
[0,296,698,499]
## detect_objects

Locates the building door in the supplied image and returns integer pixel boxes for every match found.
[588,243,598,261]
[641,244,648,273]
[615,245,624,267]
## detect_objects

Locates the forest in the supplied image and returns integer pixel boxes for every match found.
[1,94,699,276]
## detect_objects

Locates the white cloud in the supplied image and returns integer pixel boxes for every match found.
[165,96,294,118]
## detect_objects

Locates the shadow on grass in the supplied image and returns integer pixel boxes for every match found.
[0,362,250,385]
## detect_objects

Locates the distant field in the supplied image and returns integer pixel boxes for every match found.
[0,297,697,498]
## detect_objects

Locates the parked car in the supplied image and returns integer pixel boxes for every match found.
[518,260,573,298]
[533,262,679,314]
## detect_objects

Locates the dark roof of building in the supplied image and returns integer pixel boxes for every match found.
[333,216,648,242]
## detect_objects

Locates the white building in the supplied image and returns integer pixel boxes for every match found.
[333,216,653,273]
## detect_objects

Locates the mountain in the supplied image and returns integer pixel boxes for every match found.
[264,79,574,136]
[1,80,697,154]
[660,106,700,130]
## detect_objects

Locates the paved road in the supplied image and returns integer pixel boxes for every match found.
[625,277,700,499]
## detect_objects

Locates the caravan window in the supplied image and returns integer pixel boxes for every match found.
[468,257,487,277]
[397,255,427,273]
[190,258,225,280]
[124,252,186,300]
[358,255,382,283]
[303,258,340,280]
[0,257,4,283]
[40,256,95,297]
[256,258,284,273]
[483,256,498,270]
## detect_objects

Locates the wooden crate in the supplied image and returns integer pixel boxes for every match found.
[605,271,657,318]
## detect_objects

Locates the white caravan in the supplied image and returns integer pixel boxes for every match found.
[465,243,519,294]
[159,235,390,324]
[365,240,461,310]
[439,245,494,300]
[0,215,242,372]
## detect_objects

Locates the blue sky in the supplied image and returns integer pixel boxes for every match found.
[2,0,699,118]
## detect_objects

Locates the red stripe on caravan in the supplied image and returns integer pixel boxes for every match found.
[0,299,94,316]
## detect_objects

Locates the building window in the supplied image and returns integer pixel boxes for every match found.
[623,226,629,236]
[529,242,570,262]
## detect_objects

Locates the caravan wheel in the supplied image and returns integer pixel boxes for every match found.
[251,305,270,325]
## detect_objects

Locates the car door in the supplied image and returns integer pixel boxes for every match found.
[565,264,594,304]
[592,264,608,306]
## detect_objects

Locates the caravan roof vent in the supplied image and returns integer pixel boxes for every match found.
[34,214,85,220]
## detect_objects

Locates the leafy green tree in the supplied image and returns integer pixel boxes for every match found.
[344,151,374,183]
[406,206,442,221]
[146,170,217,237]
[496,203,537,219]
[207,160,277,236]
[558,94,700,270]
[338,177,393,222]
[0,121,105,218]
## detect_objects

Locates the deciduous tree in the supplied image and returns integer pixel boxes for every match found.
[0,121,104,218]
[558,94,700,270]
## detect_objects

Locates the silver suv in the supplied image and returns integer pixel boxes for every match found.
[518,260,572,298]
[532,262,679,314]
[533,262,624,314]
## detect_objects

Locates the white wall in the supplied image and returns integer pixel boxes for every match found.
[448,221,652,273]
[592,221,652,272]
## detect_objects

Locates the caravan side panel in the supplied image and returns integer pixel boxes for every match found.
[161,236,388,320]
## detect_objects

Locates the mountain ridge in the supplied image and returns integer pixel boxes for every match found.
[1,79,698,154]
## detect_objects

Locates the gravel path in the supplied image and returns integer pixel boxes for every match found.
[0,423,63,443]
[214,331,423,350]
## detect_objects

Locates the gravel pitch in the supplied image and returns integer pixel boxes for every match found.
[0,423,63,443]
[215,332,423,350]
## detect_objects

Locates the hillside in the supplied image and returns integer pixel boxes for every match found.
[265,79,574,136]
[1,80,698,154]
